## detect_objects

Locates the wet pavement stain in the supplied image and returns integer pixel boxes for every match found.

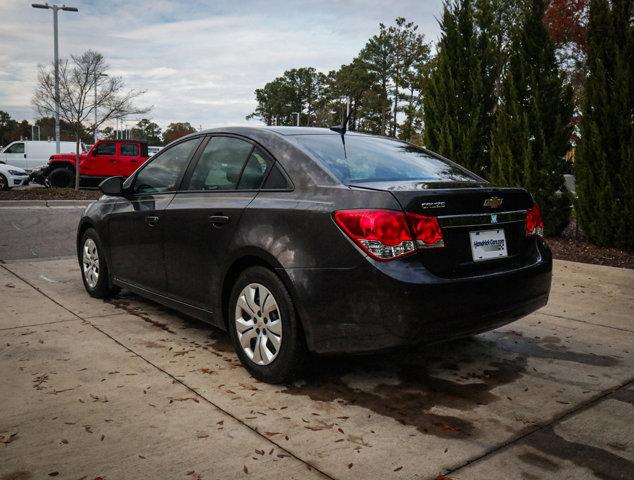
[518,451,561,472]
[105,297,176,334]
[523,426,634,480]
[284,340,527,438]
[104,291,236,356]
[488,330,619,367]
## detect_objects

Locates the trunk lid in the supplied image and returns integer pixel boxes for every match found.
[350,180,536,277]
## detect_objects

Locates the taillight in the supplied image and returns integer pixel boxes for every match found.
[526,203,544,237]
[333,209,444,261]
[406,213,445,248]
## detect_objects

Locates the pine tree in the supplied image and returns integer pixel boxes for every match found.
[575,0,633,248]
[490,0,575,236]
[422,0,501,177]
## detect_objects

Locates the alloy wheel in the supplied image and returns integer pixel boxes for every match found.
[82,238,100,289]
[234,283,283,365]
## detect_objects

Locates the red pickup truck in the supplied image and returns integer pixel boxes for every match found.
[31,140,149,188]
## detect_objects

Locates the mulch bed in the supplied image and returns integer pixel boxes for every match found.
[546,237,634,270]
[0,187,101,200]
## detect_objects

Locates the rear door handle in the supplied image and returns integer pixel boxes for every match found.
[145,215,160,227]
[208,215,230,226]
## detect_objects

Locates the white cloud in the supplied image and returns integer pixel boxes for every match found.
[0,0,443,131]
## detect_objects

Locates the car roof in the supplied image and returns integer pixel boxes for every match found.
[196,126,371,138]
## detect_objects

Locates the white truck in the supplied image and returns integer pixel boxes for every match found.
[0,140,84,172]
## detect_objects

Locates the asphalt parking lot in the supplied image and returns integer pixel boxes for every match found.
[0,206,633,479]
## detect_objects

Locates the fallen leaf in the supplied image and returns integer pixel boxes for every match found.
[48,472,59,477]
[0,432,17,445]
[394,466,403,472]
[243,465,248,474]
[348,463,353,469]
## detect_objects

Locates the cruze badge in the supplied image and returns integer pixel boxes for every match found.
[420,201,445,209]
[483,197,503,208]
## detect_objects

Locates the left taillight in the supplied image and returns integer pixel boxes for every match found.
[333,209,444,261]
[526,203,544,237]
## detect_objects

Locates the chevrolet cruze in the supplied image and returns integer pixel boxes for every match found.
[77,127,552,383]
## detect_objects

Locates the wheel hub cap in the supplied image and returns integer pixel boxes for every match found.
[234,283,282,366]
[82,238,99,289]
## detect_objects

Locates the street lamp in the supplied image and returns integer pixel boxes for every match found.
[32,3,79,154]
[93,73,108,143]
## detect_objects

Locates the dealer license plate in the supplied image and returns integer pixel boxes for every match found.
[469,229,508,262]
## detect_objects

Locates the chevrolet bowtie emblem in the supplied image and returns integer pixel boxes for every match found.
[483,196,503,208]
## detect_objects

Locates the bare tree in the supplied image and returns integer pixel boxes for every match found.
[33,50,150,190]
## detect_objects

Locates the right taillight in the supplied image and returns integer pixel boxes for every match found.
[333,209,445,261]
[526,203,544,237]
[406,213,445,248]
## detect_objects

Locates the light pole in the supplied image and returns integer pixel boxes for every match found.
[32,3,78,154]
[93,73,107,143]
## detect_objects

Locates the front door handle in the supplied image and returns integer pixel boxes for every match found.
[145,215,160,227]
[208,215,230,226]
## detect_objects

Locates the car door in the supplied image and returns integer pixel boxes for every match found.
[118,142,143,177]
[162,136,272,310]
[1,142,26,169]
[83,142,117,177]
[107,136,203,293]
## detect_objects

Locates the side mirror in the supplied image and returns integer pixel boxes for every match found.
[99,176,124,196]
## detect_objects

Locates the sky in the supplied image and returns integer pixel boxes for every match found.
[0,0,444,131]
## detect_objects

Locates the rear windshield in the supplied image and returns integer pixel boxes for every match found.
[292,134,479,184]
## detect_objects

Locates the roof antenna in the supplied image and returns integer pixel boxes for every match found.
[330,99,352,135]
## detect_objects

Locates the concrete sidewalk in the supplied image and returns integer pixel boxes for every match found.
[0,258,632,479]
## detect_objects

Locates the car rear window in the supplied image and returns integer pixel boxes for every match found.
[292,134,479,184]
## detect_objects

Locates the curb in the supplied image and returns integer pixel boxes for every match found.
[0,200,93,209]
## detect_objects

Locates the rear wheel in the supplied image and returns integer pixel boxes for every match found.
[79,228,120,298]
[48,167,74,188]
[0,174,8,191]
[228,266,306,383]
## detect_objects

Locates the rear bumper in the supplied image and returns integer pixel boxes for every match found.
[286,239,552,354]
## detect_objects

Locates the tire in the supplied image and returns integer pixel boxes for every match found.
[228,266,306,383]
[0,174,8,191]
[48,167,74,188]
[79,228,120,299]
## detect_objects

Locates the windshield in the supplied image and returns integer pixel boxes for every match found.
[292,134,480,184]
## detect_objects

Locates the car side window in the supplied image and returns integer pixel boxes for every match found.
[237,147,271,190]
[188,136,253,191]
[5,143,24,154]
[95,143,116,155]
[133,137,201,194]
[262,163,290,190]
[120,143,139,157]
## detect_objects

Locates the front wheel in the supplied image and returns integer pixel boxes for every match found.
[228,267,306,383]
[79,228,120,298]
[48,167,74,188]
[0,174,8,191]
